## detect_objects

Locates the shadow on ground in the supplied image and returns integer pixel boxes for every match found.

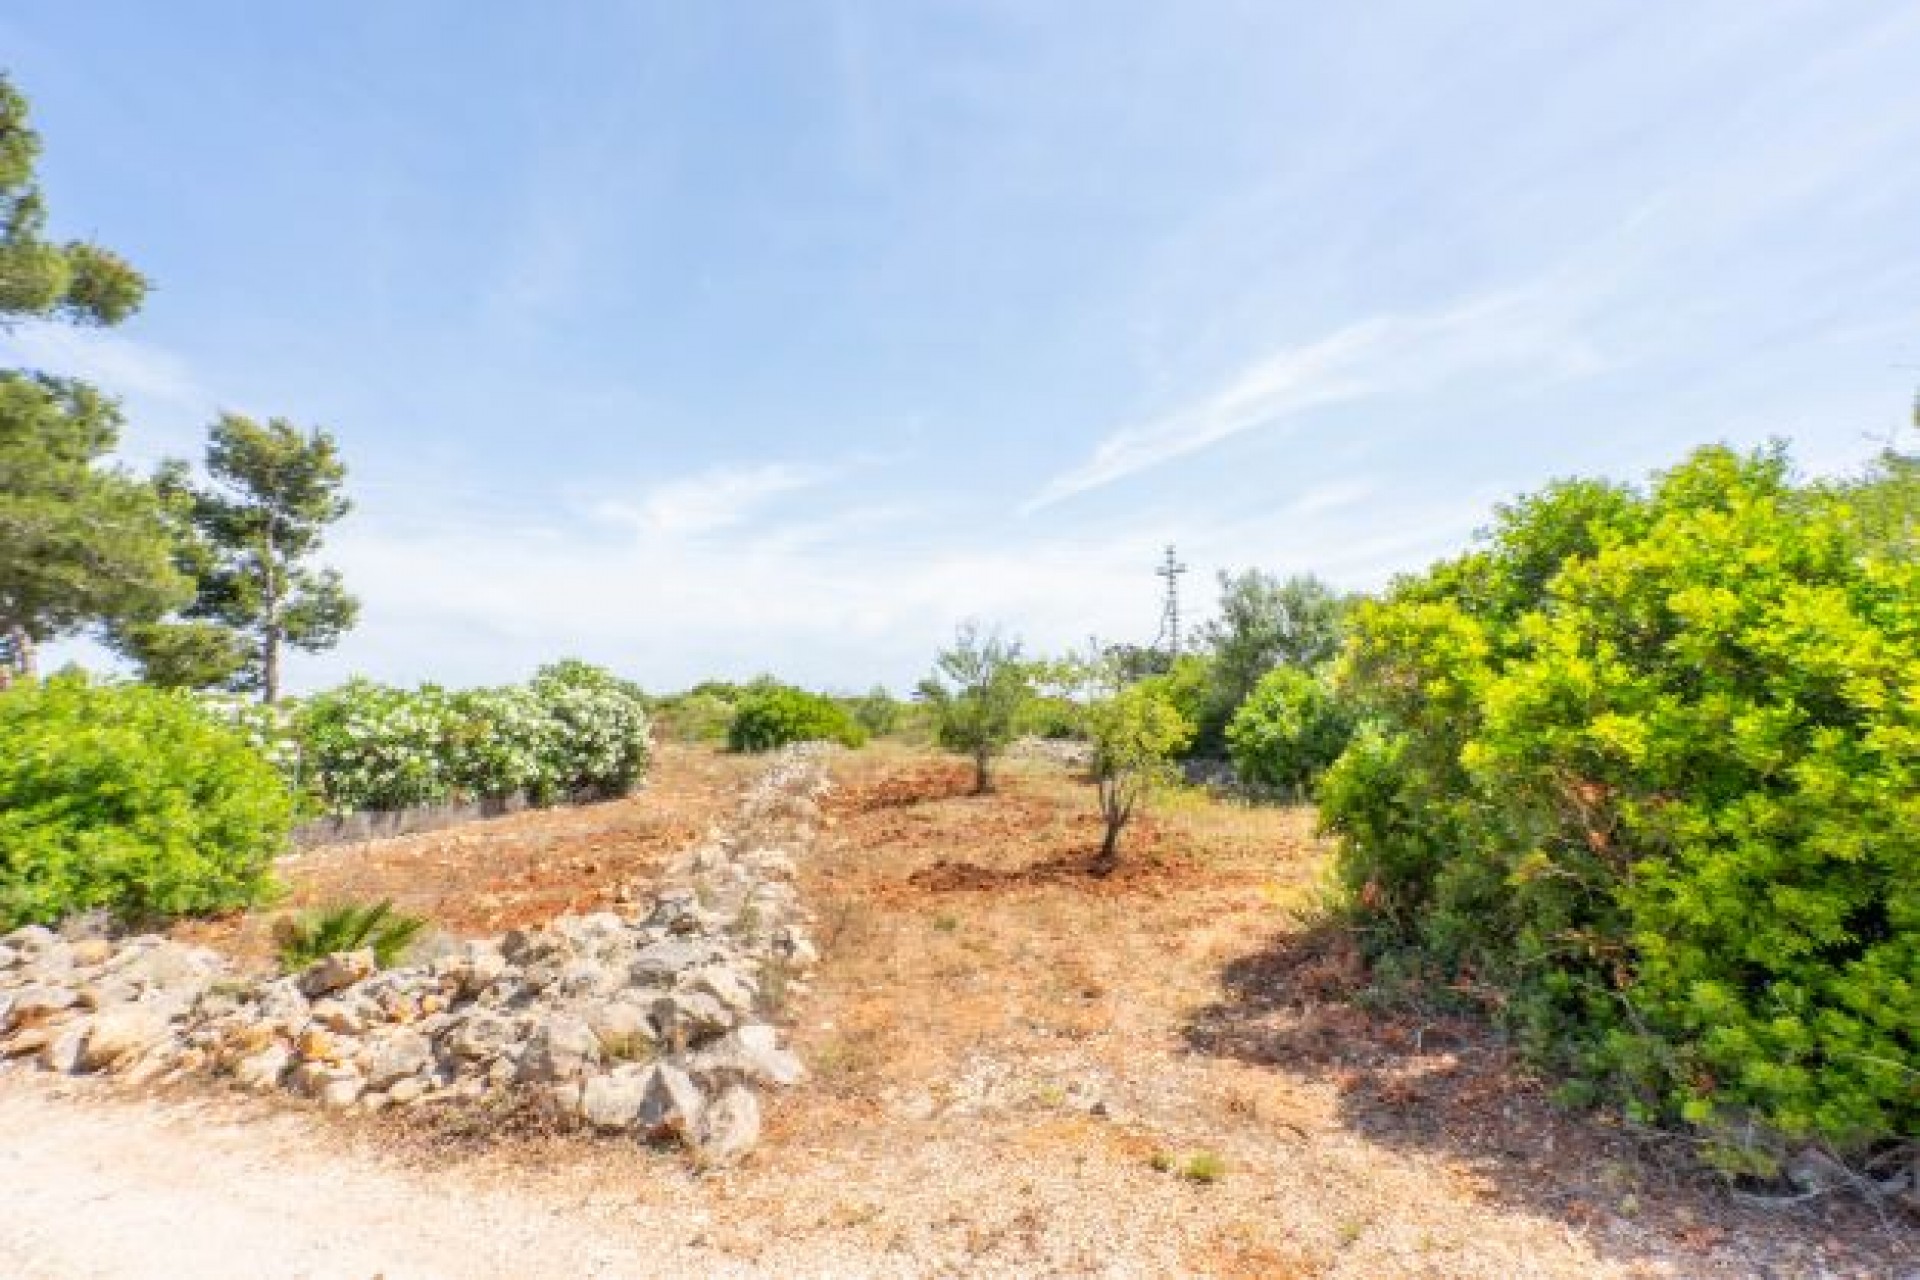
[1181,924,1918,1278]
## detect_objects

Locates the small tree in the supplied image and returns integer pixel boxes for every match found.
[917,623,1031,794]
[121,414,358,702]
[1086,684,1193,874]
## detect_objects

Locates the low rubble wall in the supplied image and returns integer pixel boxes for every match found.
[0,747,830,1162]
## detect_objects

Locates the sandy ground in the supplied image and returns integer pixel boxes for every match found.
[4,746,1912,1279]
[0,1073,921,1280]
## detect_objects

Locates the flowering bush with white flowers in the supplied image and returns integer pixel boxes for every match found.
[298,680,458,813]
[293,662,652,815]
[527,660,654,800]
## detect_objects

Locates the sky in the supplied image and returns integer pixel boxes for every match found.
[5,2,1918,694]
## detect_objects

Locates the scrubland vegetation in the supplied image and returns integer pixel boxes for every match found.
[0,60,1915,1273]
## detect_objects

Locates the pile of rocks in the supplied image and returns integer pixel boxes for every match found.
[0,747,830,1161]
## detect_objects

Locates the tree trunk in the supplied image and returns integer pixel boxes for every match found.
[261,626,281,704]
[973,750,993,795]
[3,623,35,683]
[260,521,281,704]
[1092,814,1121,876]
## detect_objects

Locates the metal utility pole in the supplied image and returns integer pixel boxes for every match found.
[1154,544,1188,657]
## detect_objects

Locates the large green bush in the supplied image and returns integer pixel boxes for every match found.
[727,684,867,752]
[1321,444,1917,1169]
[0,676,290,928]
[1224,665,1355,795]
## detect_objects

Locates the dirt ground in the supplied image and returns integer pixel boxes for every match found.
[172,744,763,968]
[10,744,1914,1278]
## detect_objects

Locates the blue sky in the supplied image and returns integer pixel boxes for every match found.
[6,2,1918,693]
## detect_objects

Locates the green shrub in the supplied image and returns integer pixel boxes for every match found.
[1087,682,1194,870]
[650,690,736,744]
[1322,444,1919,1168]
[727,684,867,752]
[295,662,651,813]
[276,899,426,971]
[847,685,901,737]
[1225,665,1355,795]
[1016,693,1085,740]
[0,675,290,928]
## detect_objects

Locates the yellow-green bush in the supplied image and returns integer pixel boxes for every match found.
[0,675,291,928]
[727,684,866,752]
[1322,445,1917,1169]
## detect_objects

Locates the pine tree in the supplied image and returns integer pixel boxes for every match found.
[122,414,358,702]
[0,373,186,679]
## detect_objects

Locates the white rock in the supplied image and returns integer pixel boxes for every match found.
[363,1029,433,1090]
[684,965,757,1015]
[580,1067,649,1130]
[233,1043,292,1091]
[517,1014,600,1082]
[691,1028,802,1090]
[39,1023,88,1074]
[637,1063,705,1140]
[81,1005,172,1071]
[649,991,733,1049]
[695,1084,761,1162]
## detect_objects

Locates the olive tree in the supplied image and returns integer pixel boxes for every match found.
[1086,683,1193,874]
[917,623,1031,794]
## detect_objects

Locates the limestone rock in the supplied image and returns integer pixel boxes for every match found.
[298,949,376,998]
[517,1014,600,1082]
[683,964,757,1015]
[689,1023,804,1089]
[637,1062,705,1140]
[364,1029,432,1090]
[447,1011,520,1061]
[649,990,733,1050]
[234,1043,292,1091]
[695,1084,761,1162]
[580,1066,649,1131]
[39,1022,89,1074]
[584,1000,657,1059]
[81,1005,172,1071]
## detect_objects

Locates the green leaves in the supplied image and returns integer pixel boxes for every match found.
[0,675,289,929]
[0,75,148,327]
[919,623,1033,792]
[1224,665,1355,795]
[726,684,867,753]
[1322,442,1919,1163]
[276,899,427,972]
[0,373,189,672]
[1086,682,1194,867]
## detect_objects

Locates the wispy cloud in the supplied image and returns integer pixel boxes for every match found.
[1025,283,1607,511]
[0,323,212,412]
[0,323,222,462]
[591,462,827,537]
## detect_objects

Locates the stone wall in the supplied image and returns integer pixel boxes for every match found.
[0,747,829,1162]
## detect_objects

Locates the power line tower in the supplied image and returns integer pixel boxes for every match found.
[1153,544,1188,658]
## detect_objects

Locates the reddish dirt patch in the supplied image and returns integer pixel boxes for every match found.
[172,745,759,968]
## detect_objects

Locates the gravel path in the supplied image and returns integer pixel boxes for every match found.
[0,1076,840,1280]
